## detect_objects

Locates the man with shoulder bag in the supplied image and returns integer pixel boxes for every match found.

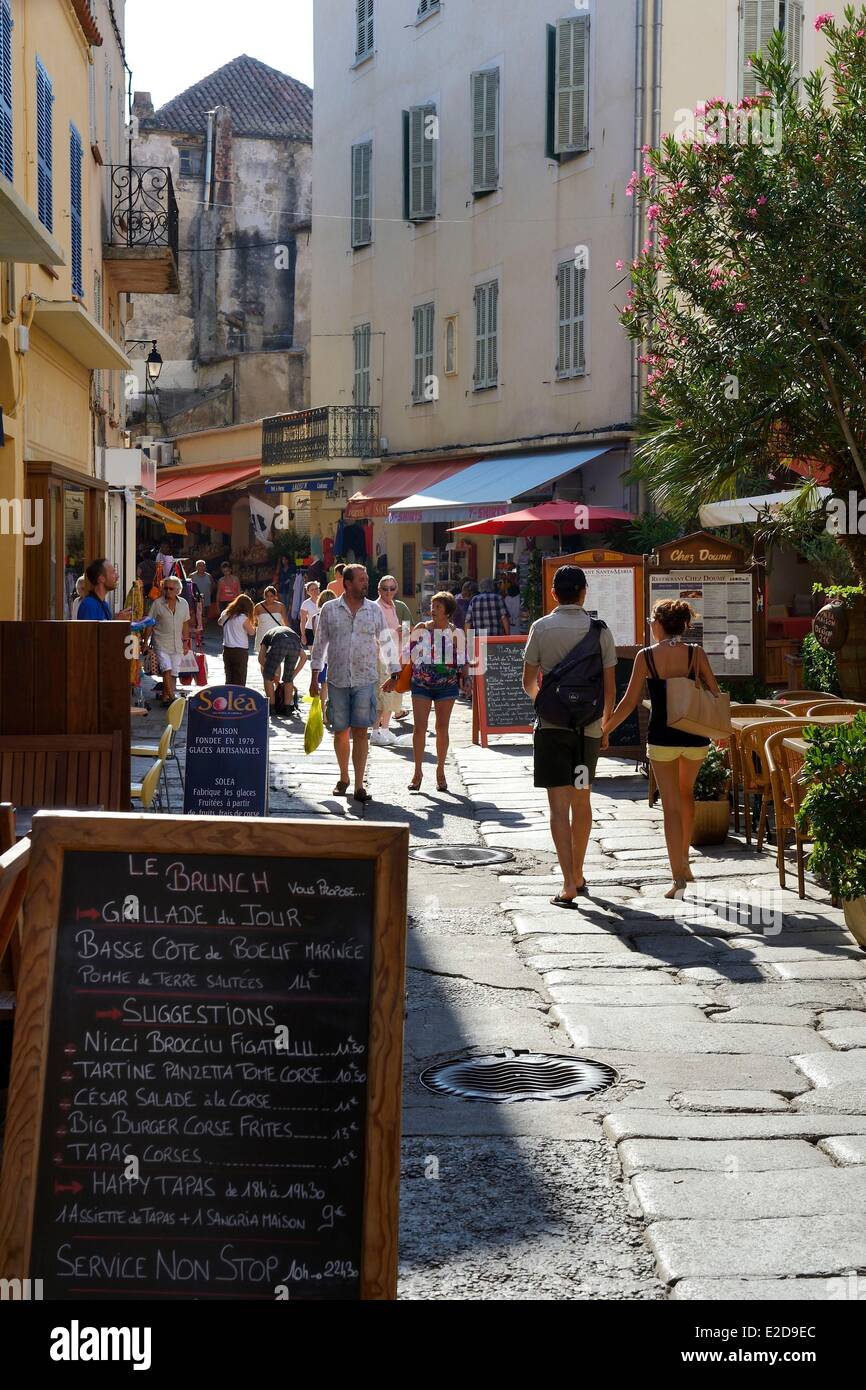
[522,566,617,906]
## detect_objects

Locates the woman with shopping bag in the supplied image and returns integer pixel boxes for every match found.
[602,599,730,899]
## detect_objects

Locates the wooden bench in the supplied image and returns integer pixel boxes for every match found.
[0,732,125,813]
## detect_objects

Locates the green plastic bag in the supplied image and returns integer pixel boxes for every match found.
[304,696,324,754]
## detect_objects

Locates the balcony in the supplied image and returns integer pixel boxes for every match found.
[102,165,179,294]
[262,406,380,473]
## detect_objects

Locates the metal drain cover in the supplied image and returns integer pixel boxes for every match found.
[420,1049,617,1102]
[409,845,514,867]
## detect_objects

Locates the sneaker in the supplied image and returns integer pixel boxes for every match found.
[369,728,396,747]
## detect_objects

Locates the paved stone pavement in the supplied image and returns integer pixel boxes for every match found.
[133,644,866,1299]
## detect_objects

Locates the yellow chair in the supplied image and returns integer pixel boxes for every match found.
[131,703,185,806]
[130,757,166,812]
[738,718,809,849]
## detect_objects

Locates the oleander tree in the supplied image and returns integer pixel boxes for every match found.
[619,6,866,584]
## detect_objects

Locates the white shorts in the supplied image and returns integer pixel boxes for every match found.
[156,649,182,677]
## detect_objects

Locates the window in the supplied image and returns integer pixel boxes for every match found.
[103,58,112,165]
[88,53,97,149]
[444,316,458,375]
[179,145,203,177]
[93,271,102,406]
[70,125,83,298]
[36,58,53,231]
[740,1,802,99]
[417,0,440,18]
[556,260,586,379]
[353,323,371,406]
[351,140,373,248]
[403,104,437,221]
[473,281,499,390]
[0,1,12,182]
[471,68,500,195]
[355,0,374,61]
[412,302,435,403]
[546,14,590,158]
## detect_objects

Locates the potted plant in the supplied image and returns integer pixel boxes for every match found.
[797,713,866,949]
[691,743,731,846]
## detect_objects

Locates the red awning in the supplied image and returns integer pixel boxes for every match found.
[187,514,233,533]
[782,457,833,486]
[156,464,260,502]
[449,503,633,538]
[344,460,475,519]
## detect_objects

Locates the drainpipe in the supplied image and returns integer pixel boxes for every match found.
[630,0,646,426]
[651,0,663,157]
[203,109,216,209]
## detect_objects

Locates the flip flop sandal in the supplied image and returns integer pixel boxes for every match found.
[550,886,588,908]
[353,787,372,803]
[333,781,349,796]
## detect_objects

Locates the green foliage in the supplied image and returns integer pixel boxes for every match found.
[798,711,866,900]
[619,8,866,579]
[694,742,730,801]
[800,632,842,695]
[605,511,685,555]
[718,676,772,702]
[271,528,310,562]
[813,583,864,605]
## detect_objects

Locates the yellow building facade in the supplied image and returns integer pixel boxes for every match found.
[0,0,143,621]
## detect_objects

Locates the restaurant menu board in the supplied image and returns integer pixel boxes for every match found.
[29,850,375,1300]
[473,637,536,746]
[184,687,269,816]
[649,571,754,676]
[584,568,638,649]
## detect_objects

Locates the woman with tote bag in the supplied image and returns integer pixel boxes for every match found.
[603,599,729,899]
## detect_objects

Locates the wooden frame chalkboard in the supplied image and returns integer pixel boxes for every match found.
[472,636,536,747]
[0,812,408,1301]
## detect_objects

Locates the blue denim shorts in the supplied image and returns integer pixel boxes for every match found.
[327,682,378,732]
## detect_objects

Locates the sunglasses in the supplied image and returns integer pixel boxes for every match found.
[381,586,397,592]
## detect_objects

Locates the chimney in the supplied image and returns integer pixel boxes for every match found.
[132,91,154,119]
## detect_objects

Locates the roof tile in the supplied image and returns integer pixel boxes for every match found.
[142,54,312,141]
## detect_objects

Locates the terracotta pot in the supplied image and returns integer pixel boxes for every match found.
[843,896,866,950]
[691,797,730,847]
[836,596,866,700]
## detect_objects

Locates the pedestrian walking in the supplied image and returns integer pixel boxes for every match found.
[217,561,241,612]
[500,573,522,632]
[190,560,214,615]
[466,576,511,639]
[315,589,337,716]
[150,574,191,706]
[259,623,307,717]
[299,581,321,648]
[372,574,412,742]
[522,565,617,906]
[310,563,400,803]
[328,562,347,598]
[219,594,256,686]
[273,554,294,611]
[603,599,718,899]
[77,558,133,622]
[390,591,463,792]
[70,575,87,620]
[454,579,477,632]
[254,586,288,652]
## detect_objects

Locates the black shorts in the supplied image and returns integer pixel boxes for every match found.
[533,728,601,789]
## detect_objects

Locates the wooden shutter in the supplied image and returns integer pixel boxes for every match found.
[36,58,53,231]
[409,104,436,220]
[356,0,374,59]
[70,125,83,298]
[351,141,372,248]
[473,282,498,390]
[417,0,436,14]
[353,324,371,407]
[785,0,804,80]
[741,0,779,99]
[574,265,586,375]
[0,2,12,182]
[556,262,585,378]
[471,68,500,194]
[412,303,434,402]
[555,14,589,155]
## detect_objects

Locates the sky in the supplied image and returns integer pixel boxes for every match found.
[125,0,314,108]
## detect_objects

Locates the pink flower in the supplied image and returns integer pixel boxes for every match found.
[675,420,684,430]
[858,28,865,37]
[734,302,746,312]
[615,259,625,269]
[814,12,833,31]
[757,195,767,204]
[647,203,661,222]
[747,207,758,218]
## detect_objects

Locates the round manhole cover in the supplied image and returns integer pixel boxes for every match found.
[409,845,514,868]
[420,1049,617,1102]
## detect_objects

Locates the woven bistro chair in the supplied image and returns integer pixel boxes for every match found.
[772,690,837,702]
[728,708,794,834]
[803,701,866,718]
[776,699,842,716]
[766,728,810,897]
[737,718,810,850]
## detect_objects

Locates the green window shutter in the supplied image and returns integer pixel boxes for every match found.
[554,14,589,155]
[351,140,372,248]
[471,68,500,194]
[556,262,573,378]
[353,324,371,406]
[402,110,410,220]
[408,103,436,220]
[545,25,560,162]
[412,303,434,402]
[473,281,498,390]
[740,0,779,100]
[0,1,12,183]
[785,0,804,81]
[356,0,374,60]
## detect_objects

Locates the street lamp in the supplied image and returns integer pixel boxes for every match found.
[127,337,163,434]
[145,341,163,383]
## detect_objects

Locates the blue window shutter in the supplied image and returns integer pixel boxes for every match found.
[0,2,12,182]
[36,58,54,231]
[70,124,83,297]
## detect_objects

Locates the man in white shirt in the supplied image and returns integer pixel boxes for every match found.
[149,575,191,705]
[310,564,401,803]
[522,565,617,906]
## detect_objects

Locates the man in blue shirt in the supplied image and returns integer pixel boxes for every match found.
[76,558,132,621]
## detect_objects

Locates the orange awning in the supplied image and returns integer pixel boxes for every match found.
[344,460,474,519]
[156,464,260,502]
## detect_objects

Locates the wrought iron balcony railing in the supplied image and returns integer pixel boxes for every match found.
[263,406,380,468]
[109,165,179,259]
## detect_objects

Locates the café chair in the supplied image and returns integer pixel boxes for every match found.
[130,697,186,796]
[728,707,793,833]
[737,718,809,849]
[803,701,866,718]
[130,757,166,813]
[766,729,811,898]
[772,690,837,702]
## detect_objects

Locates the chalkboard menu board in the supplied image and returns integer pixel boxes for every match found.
[473,637,536,747]
[609,653,643,758]
[0,815,408,1301]
[184,687,269,816]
